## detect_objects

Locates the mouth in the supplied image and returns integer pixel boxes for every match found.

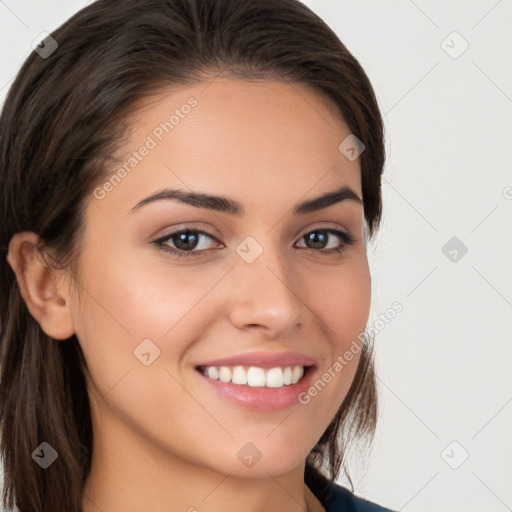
[192,350,318,411]
[195,364,314,388]
[194,363,317,412]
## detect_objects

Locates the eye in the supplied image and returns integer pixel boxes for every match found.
[153,228,219,257]
[295,228,356,255]
[152,227,356,258]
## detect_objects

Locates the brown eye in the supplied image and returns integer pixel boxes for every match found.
[296,229,355,254]
[153,229,219,257]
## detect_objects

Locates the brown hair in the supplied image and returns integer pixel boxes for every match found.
[0,0,385,510]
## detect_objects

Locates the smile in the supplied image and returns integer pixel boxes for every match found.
[196,364,310,388]
[194,363,317,411]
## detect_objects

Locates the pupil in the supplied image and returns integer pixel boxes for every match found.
[306,231,327,249]
[171,231,329,251]
[175,232,198,250]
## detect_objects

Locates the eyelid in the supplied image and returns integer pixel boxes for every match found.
[151,221,221,241]
[153,222,352,244]
[296,221,351,238]
[152,227,222,250]
[152,223,356,258]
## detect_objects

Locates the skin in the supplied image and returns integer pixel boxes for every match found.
[7,78,371,512]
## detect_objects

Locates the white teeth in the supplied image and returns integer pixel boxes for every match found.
[247,367,266,387]
[218,366,231,382]
[207,367,219,380]
[283,366,292,385]
[232,365,248,385]
[291,365,304,384]
[199,364,307,388]
[266,367,283,388]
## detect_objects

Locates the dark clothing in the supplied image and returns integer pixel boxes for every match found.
[323,481,396,511]
[306,464,396,512]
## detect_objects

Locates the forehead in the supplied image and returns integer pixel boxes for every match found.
[91,78,362,219]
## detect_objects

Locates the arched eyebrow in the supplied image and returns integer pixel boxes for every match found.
[129,185,362,215]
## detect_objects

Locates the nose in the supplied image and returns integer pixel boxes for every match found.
[226,240,304,337]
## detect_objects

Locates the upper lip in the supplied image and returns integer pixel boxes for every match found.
[194,351,318,369]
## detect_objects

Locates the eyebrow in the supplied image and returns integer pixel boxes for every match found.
[129,185,362,215]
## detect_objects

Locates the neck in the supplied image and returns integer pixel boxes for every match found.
[82,414,309,512]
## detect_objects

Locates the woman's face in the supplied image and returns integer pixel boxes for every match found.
[70,78,371,478]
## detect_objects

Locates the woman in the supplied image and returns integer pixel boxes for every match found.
[0,0,393,510]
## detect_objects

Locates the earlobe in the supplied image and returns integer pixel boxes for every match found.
[6,231,75,340]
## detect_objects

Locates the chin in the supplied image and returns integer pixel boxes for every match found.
[215,438,310,478]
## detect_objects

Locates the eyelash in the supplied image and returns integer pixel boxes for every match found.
[152,227,356,258]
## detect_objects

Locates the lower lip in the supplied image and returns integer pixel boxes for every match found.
[195,366,317,412]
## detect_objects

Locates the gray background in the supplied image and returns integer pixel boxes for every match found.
[1,1,511,511]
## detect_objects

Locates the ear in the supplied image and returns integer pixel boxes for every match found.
[6,231,75,340]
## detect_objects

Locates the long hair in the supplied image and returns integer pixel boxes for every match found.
[0,0,385,510]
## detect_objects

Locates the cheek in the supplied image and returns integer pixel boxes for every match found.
[70,248,231,395]
[299,258,371,419]
[314,258,371,347]
[74,246,221,340]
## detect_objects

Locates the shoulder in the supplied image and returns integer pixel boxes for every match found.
[323,481,396,512]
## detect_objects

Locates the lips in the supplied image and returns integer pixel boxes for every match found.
[193,350,318,369]
[195,361,318,411]
[192,351,318,411]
